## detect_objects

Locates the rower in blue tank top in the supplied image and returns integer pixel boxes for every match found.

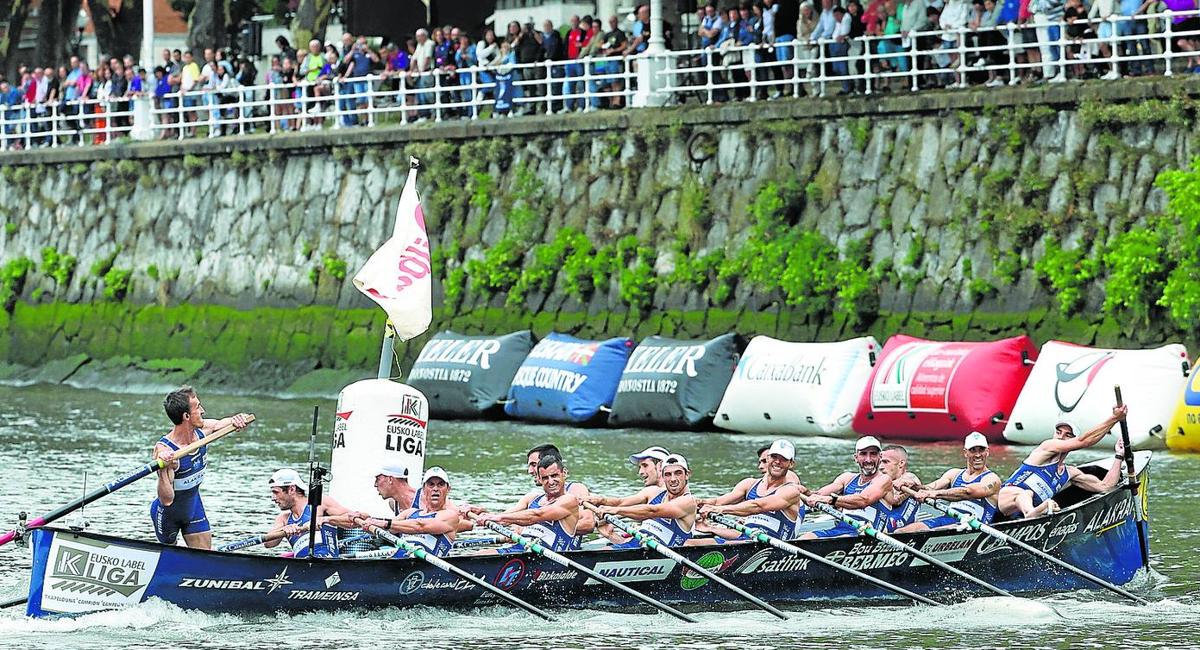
[897,432,1003,532]
[478,455,581,554]
[998,406,1129,519]
[878,445,922,532]
[357,467,460,558]
[150,386,251,549]
[594,454,697,548]
[701,440,807,541]
[802,436,895,539]
[263,468,347,558]
[515,444,597,542]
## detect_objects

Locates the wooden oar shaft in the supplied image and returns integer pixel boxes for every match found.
[472,515,697,623]
[900,487,1147,604]
[373,527,554,621]
[812,503,1012,597]
[0,595,27,609]
[0,416,253,548]
[584,503,787,620]
[1114,386,1151,571]
[706,512,942,606]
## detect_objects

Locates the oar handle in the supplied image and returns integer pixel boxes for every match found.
[1113,386,1138,494]
[217,523,304,553]
[161,414,256,465]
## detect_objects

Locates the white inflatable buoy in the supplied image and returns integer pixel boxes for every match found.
[328,379,428,515]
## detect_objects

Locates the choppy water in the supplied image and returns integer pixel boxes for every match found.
[0,383,1196,649]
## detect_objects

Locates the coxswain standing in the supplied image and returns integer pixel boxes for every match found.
[897,431,1001,532]
[476,455,581,553]
[800,436,893,539]
[698,440,807,542]
[589,446,670,543]
[356,467,460,558]
[263,468,348,558]
[151,385,251,549]
[998,405,1129,519]
[592,454,696,548]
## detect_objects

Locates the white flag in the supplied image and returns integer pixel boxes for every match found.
[352,158,433,341]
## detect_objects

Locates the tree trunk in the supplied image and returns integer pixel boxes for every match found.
[290,0,334,49]
[186,0,225,53]
[87,0,143,61]
[34,0,65,68]
[0,0,31,80]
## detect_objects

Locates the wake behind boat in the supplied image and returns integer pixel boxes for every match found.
[21,452,1151,618]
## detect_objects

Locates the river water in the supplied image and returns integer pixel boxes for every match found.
[0,383,1196,649]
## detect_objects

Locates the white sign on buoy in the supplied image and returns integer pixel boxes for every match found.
[328,379,428,515]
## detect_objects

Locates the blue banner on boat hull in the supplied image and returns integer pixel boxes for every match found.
[407,330,534,418]
[504,332,634,423]
[609,333,742,429]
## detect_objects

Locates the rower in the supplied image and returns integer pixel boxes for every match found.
[476,455,581,553]
[509,444,595,536]
[372,462,426,514]
[151,385,251,549]
[896,431,1000,532]
[588,446,670,543]
[998,405,1129,519]
[698,440,807,542]
[358,467,460,558]
[263,468,347,558]
[800,436,892,539]
[596,454,696,548]
[880,444,922,531]
[696,444,800,539]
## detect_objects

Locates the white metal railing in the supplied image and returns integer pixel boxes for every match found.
[0,10,1195,149]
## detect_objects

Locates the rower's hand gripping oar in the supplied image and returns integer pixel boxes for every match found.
[370,525,555,621]
[582,502,788,620]
[705,512,942,606]
[217,523,308,553]
[0,415,256,547]
[811,502,1013,597]
[1114,385,1151,571]
[469,512,698,623]
[899,486,1148,605]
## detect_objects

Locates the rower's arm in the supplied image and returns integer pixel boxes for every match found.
[568,482,596,535]
[495,495,578,526]
[153,443,176,507]
[610,494,696,521]
[935,473,1001,502]
[698,478,754,506]
[263,512,289,549]
[836,474,892,509]
[390,510,460,536]
[505,490,536,513]
[1067,458,1124,494]
[815,473,851,497]
[589,487,654,508]
[920,469,957,492]
[1042,408,1126,454]
[317,495,349,518]
[200,412,251,433]
[714,485,800,516]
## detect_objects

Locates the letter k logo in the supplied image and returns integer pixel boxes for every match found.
[55,548,86,576]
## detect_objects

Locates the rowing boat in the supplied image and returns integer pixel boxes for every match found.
[19,451,1150,617]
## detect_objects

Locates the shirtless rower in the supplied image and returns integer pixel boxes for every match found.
[151,385,251,549]
[998,405,1129,519]
[510,444,595,536]
[880,444,922,531]
[263,468,348,558]
[800,436,893,539]
[357,467,460,558]
[698,440,807,542]
[588,446,670,543]
[896,431,1000,532]
[476,455,581,553]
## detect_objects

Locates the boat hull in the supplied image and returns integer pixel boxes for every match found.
[24,454,1152,618]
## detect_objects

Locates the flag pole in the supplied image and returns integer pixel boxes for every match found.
[377,320,396,379]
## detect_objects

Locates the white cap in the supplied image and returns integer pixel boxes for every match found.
[628,446,670,465]
[855,436,883,452]
[377,462,409,479]
[964,431,989,450]
[268,468,308,493]
[767,439,795,461]
[663,454,689,471]
[423,466,450,485]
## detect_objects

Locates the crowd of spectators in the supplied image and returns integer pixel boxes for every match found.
[0,0,1197,145]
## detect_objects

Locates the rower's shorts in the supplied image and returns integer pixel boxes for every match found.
[808,521,861,538]
[150,490,210,544]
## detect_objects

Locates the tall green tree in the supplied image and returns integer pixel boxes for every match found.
[0,0,31,79]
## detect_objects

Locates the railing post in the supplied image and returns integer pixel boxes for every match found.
[1164,10,1175,76]
[582,58,594,111]
[433,71,443,122]
[956,27,968,87]
[910,32,920,91]
[863,34,874,95]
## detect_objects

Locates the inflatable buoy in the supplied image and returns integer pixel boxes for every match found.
[609,333,742,429]
[1167,360,1200,452]
[504,332,634,424]
[407,330,534,418]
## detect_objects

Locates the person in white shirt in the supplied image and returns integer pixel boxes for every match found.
[830,5,853,92]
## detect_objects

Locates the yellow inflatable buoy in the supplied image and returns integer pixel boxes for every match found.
[1167,361,1200,452]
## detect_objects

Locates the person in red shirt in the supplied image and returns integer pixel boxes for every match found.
[562,15,586,112]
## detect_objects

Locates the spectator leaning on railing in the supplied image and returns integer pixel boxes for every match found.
[1030,0,1067,82]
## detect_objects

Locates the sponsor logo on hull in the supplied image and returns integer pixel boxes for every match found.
[41,536,161,614]
[734,548,812,575]
[584,559,677,585]
[178,567,293,594]
[681,552,739,590]
[911,533,978,566]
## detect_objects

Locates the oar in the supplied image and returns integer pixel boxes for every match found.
[1114,385,1151,570]
[452,534,504,549]
[706,513,942,606]
[899,486,1148,604]
[811,502,1012,597]
[1,595,27,609]
[583,502,788,620]
[0,416,255,547]
[371,526,554,621]
[470,513,698,623]
[217,524,305,553]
